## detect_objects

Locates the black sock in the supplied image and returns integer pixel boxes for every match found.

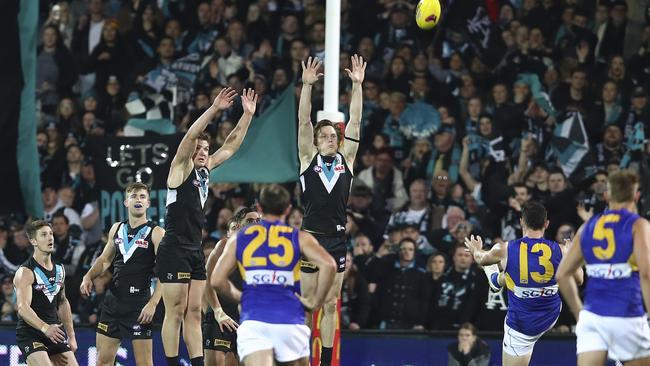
[190,356,204,366]
[321,346,333,366]
[166,356,179,366]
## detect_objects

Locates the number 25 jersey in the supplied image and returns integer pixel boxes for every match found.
[236,219,303,325]
[504,237,562,336]
[581,208,644,317]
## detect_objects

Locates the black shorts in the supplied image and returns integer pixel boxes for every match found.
[16,325,71,359]
[301,235,347,273]
[97,291,152,340]
[156,239,206,283]
[202,310,237,353]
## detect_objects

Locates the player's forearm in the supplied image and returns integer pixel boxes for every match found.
[17,303,48,331]
[187,105,220,139]
[205,281,222,310]
[472,250,499,266]
[148,278,163,306]
[298,84,313,124]
[558,276,583,319]
[57,299,75,336]
[221,111,253,152]
[84,259,109,281]
[348,82,363,127]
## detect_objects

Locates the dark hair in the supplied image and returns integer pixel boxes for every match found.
[459,322,478,336]
[512,183,529,196]
[233,205,257,225]
[52,212,69,225]
[26,220,51,240]
[313,120,342,147]
[398,238,416,250]
[521,201,547,231]
[198,132,211,144]
[259,184,291,215]
[608,169,639,203]
[125,182,150,195]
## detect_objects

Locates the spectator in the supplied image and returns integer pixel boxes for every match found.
[372,238,427,330]
[341,252,370,330]
[0,274,17,322]
[287,206,304,229]
[42,183,82,227]
[0,224,18,275]
[6,227,31,267]
[87,19,130,94]
[501,183,531,242]
[386,179,431,238]
[447,323,491,366]
[51,212,85,278]
[37,24,77,115]
[428,245,488,330]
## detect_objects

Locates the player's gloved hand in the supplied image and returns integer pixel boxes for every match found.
[214,307,239,332]
[137,301,157,324]
[42,323,66,343]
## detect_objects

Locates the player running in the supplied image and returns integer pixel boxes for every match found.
[210,184,336,366]
[464,201,583,366]
[203,206,260,366]
[558,170,650,366]
[15,220,78,366]
[80,182,164,366]
[156,87,256,366]
[298,54,365,366]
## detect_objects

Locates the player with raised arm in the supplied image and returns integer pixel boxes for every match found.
[557,170,650,366]
[464,201,583,366]
[15,220,78,366]
[297,54,365,366]
[210,184,336,366]
[202,206,260,366]
[79,182,164,366]
[156,87,257,366]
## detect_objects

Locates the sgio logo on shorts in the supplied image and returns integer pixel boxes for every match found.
[245,269,294,286]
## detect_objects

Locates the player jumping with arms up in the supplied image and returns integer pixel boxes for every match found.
[558,170,650,366]
[157,87,257,366]
[464,201,583,366]
[211,184,336,366]
[298,54,365,366]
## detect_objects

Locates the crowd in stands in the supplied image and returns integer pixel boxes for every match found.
[2,0,650,335]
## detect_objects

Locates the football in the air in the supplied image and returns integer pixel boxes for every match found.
[415,0,442,30]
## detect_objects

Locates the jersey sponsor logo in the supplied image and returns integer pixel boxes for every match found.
[32,342,45,349]
[177,272,191,279]
[135,239,148,248]
[97,322,108,332]
[334,164,345,173]
[512,284,559,299]
[214,339,232,348]
[245,269,295,286]
[129,286,140,294]
[586,263,633,279]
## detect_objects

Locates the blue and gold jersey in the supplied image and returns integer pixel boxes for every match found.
[235,219,304,325]
[504,237,562,336]
[581,209,644,317]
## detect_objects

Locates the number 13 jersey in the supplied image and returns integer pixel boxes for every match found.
[236,219,303,325]
[504,237,562,336]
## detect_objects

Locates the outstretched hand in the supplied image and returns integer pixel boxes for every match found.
[301,57,323,85]
[345,54,367,84]
[241,88,259,115]
[212,87,237,111]
[464,234,484,255]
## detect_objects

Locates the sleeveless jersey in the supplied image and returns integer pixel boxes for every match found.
[580,208,644,317]
[236,219,303,324]
[111,220,156,297]
[164,167,209,250]
[16,257,65,331]
[300,153,352,236]
[504,237,562,336]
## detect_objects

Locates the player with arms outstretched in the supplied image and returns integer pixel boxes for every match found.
[464,201,583,366]
[80,182,164,366]
[298,54,365,366]
[156,88,257,366]
[211,184,336,366]
[558,170,650,366]
[15,220,78,366]
[202,206,260,366]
